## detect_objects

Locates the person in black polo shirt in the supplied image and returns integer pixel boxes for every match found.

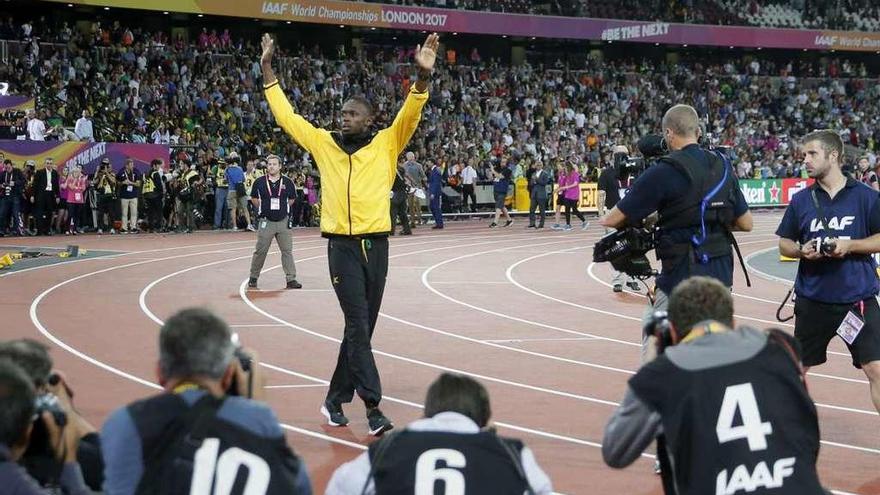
[776,129,880,415]
[325,373,553,495]
[603,277,826,495]
[248,154,301,290]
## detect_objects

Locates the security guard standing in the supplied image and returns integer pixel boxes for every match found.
[261,31,438,436]
[600,104,753,360]
[248,154,301,290]
[142,159,165,232]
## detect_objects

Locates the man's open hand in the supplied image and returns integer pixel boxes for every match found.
[261,33,275,67]
[415,33,440,73]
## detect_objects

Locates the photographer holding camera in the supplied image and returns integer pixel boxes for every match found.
[101,307,311,494]
[0,339,101,492]
[602,276,826,495]
[599,105,753,358]
[0,359,91,495]
[776,130,880,415]
[93,158,117,235]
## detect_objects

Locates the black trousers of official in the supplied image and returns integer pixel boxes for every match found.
[390,197,410,233]
[461,184,476,212]
[145,195,163,231]
[326,236,389,408]
[34,192,56,234]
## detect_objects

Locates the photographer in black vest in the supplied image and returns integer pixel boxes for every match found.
[101,307,310,494]
[602,276,826,495]
[325,373,552,495]
[599,104,753,360]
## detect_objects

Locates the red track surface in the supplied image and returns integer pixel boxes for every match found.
[2,212,878,494]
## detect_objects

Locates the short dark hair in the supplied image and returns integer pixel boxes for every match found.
[668,276,734,337]
[159,308,235,381]
[0,339,53,388]
[150,159,163,167]
[802,129,843,163]
[424,373,491,427]
[346,95,374,116]
[0,359,36,446]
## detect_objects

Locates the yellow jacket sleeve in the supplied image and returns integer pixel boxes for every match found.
[264,82,322,153]
[388,86,429,157]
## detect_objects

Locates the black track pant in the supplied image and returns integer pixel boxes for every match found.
[325,236,389,408]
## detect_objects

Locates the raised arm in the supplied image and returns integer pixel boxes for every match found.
[388,34,438,155]
[260,33,321,152]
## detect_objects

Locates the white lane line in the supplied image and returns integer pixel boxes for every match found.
[230,324,291,328]
[482,337,599,344]
[265,384,327,389]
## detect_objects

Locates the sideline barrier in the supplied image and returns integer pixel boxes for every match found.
[0,140,169,174]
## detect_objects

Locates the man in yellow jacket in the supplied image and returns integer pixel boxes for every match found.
[261,32,439,436]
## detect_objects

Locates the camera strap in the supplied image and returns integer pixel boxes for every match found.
[810,185,833,240]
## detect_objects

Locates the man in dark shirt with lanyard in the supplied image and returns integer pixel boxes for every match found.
[601,104,753,361]
[776,129,880,415]
[248,154,301,290]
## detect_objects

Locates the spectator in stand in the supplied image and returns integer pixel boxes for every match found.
[858,155,879,191]
[73,110,94,142]
[25,109,47,141]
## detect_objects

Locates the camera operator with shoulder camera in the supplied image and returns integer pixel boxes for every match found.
[599,104,753,359]
[0,339,100,492]
[101,307,311,494]
[599,146,640,293]
[93,158,117,235]
[0,359,91,495]
[776,130,880,415]
[602,276,826,495]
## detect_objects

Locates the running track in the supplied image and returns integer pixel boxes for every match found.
[2,211,878,494]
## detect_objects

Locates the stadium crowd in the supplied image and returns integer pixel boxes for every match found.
[2,11,880,236]
[364,0,880,31]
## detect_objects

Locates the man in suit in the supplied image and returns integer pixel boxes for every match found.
[32,157,59,235]
[428,161,443,229]
[528,161,549,229]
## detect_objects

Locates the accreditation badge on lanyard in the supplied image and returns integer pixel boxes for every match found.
[837,300,865,345]
[269,178,282,211]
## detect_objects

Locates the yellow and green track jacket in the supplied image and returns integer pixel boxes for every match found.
[264,82,428,237]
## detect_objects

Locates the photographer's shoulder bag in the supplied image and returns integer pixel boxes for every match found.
[235,180,247,197]
[131,393,304,495]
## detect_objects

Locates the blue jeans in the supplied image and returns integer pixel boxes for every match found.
[430,193,443,226]
[214,187,228,228]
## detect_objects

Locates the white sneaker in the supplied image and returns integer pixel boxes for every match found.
[563,225,573,231]
[247,224,256,232]
[581,221,590,230]
[551,224,562,230]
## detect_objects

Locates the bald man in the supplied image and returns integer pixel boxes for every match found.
[600,104,753,360]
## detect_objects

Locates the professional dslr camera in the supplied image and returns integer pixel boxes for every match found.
[643,310,675,355]
[21,384,68,485]
[226,333,254,398]
[814,237,837,256]
[593,227,657,278]
[613,150,646,178]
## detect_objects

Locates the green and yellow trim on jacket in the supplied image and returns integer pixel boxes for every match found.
[264,81,428,237]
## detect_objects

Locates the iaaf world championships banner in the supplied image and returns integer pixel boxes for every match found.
[47,0,880,52]
[0,140,169,175]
